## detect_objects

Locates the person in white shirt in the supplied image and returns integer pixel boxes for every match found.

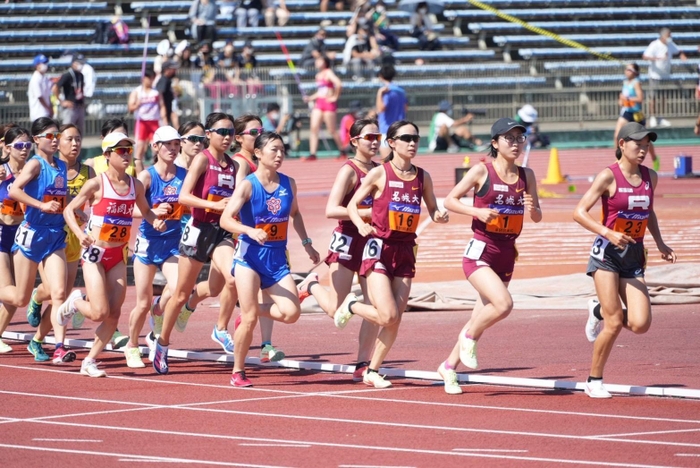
[81,61,96,99]
[642,28,687,128]
[27,54,53,122]
[128,70,167,172]
[428,100,482,153]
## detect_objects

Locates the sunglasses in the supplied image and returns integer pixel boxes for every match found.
[110,146,134,156]
[207,128,234,137]
[11,142,32,150]
[393,134,420,143]
[241,127,264,137]
[353,133,382,143]
[183,135,206,144]
[37,132,62,141]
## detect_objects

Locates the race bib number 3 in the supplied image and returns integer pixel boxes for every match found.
[388,211,417,233]
[81,245,106,264]
[134,236,150,256]
[98,216,131,243]
[257,222,287,242]
[362,238,383,261]
[590,235,610,261]
[180,219,201,247]
[14,224,35,249]
[328,231,352,258]
[1,198,22,216]
[613,211,648,239]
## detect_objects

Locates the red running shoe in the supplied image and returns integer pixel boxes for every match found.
[231,371,253,387]
[352,362,369,382]
[52,347,77,364]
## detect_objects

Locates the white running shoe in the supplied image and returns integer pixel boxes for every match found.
[124,346,145,369]
[437,363,463,395]
[648,116,658,128]
[56,289,83,327]
[584,379,612,399]
[585,298,602,342]
[146,332,157,362]
[458,335,478,370]
[0,339,12,354]
[80,359,106,378]
[657,118,672,128]
[334,293,357,329]
[363,370,392,389]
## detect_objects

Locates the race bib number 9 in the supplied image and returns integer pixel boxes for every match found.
[1,198,22,216]
[613,211,648,239]
[256,222,287,242]
[362,238,383,261]
[98,216,132,243]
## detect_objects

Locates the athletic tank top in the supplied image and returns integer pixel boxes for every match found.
[621,78,642,113]
[191,149,237,224]
[235,152,257,174]
[316,74,334,107]
[601,163,653,243]
[24,156,67,228]
[93,155,137,177]
[68,163,90,197]
[134,85,161,121]
[371,162,423,243]
[472,162,527,245]
[140,165,187,238]
[0,163,23,219]
[338,159,378,234]
[88,173,136,245]
[238,173,293,250]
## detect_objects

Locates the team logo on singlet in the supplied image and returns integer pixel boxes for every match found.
[266,197,282,215]
[163,185,178,195]
[54,175,65,189]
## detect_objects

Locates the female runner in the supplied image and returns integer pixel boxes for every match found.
[85,118,137,176]
[438,118,542,395]
[125,126,186,368]
[304,56,345,161]
[62,132,165,377]
[222,131,319,386]
[297,118,381,380]
[152,112,243,375]
[0,118,70,364]
[334,120,448,388]
[0,127,31,354]
[574,121,676,398]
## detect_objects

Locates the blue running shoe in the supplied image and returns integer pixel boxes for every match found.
[26,288,42,328]
[27,340,49,362]
[211,326,234,354]
[152,340,169,375]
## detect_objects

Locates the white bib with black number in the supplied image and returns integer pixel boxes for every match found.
[81,244,106,264]
[134,236,150,256]
[180,218,201,248]
[362,238,383,261]
[14,223,35,249]
[463,238,486,261]
[328,231,352,259]
[589,235,609,261]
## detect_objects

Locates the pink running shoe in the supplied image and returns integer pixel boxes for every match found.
[231,371,253,387]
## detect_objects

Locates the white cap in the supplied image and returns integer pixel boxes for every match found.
[102,132,135,153]
[175,40,189,56]
[517,104,538,123]
[157,39,171,56]
[153,126,181,143]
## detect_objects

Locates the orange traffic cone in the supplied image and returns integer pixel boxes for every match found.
[541,147,566,184]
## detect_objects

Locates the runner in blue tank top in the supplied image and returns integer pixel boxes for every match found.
[222,132,320,387]
[0,118,73,364]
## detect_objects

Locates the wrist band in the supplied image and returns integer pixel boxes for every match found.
[302,238,312,246]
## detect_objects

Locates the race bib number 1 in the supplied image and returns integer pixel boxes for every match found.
[463,238,486,261]
[1,199,22,216]
[589,235,609,261]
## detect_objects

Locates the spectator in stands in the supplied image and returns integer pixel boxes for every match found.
[53,55,86,135]
[410,1,441,52]
[349,25,381,81]
[321,0,354,13]
[28,54,53,122]
[189,0,218,44]
[109,15,130,44]
[128,70,167,171]
[239,39,262,96]
[370,0,399,52]
[642,27,687,128]
[194,41,216,69]
[299,28,336,69]
[261,102,290,133]
[428,100,481,153]
[375,64,407,156]
[81,58,96,100]
[175,40,194,69]
[339,100,363,154]
[264,0,289,27]
[235,0,263,30]
[155,61,179,128]
[154,40,173,75]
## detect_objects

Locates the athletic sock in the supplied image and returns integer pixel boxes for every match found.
[443,360,454,370]
[355,361,369,368]
[592,303,603,321]
[348,301,356,314]
[587,376,603,383]
[55,343,63,350]
[261,341,272,348]
[307,281,319,293]
[367,368,378,374]
[464,332,475,340]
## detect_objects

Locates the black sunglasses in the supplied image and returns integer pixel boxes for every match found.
[393,134,420,143]
[207,128,234,137]
[183,135,206,144]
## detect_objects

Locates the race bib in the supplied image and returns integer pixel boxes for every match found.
[14,223,35,249]
[155,202,185,221]
[205,187,232,214]
[42,193,66,211]
[362,238,383,261]
[98,216,132,243]
[613,211,648,239]
[590,235,609,261]
[328,231,352,257]
[180,218,201,247]
[1,198,22,216]
[485,205,524,235]
[134,236,150,256]
[256,222,287,242]
[81,245,106,264]
[463,238,486,261]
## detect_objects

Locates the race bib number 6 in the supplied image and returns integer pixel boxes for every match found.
[362,238,383,261]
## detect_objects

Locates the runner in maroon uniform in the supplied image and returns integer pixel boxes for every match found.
[574,122,676,398]
[438,118,542,395]
[298,118,381,381]
[152,112,245,375]
[333,120,448,388]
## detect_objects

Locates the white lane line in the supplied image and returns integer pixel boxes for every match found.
[118,459,188,463]
[591,428,700,439]
[338,465,415,468]
[33,438,103,443]
[238,444,311,448]
[453,448,528,453]
[0,444,289,467]
[676,453,700,457]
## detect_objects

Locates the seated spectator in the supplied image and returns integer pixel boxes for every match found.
[322,0,355,13]
[239,40,263,97]
[216,40,241,69]
[514,104,549,149]
[194,41,216,69]
[261,102,291,133]
[206,40,243,96]
[189,0,218,44]
[339,100,363,153]
[175,40,194,69]
[109,15,130,44]
[349,25,381,80]
[299,28,336,69]
[235,0,262,30]
[411,1,441,52]
[428,100,481,153]
[264,0,290,27]
[370,1,399,52]
[345,0,373,38]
